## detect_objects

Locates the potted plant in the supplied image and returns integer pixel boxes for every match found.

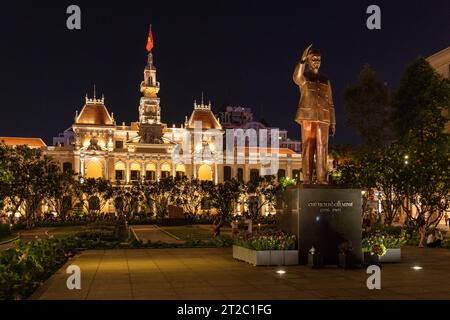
[338,241,355,269]
[364,243,386,266]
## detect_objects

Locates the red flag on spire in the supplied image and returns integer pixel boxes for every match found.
[146,25,154,52]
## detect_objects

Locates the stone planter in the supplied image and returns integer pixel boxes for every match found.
[232,245,298,266]
[379,248,401,263]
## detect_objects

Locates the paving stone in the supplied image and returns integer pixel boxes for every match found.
[31,246,450,300]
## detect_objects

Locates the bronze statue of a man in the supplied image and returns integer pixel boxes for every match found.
[293,45,336,184]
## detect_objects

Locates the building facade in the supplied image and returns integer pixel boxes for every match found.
[218,106,302,153]
[45,51,303,185]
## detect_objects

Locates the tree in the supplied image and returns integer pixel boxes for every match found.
[46,169,76,219]
[391,57,450,245]
[392,57,450,143]
[343,64,392,148]
[141,178,177,219]
[243,176,280,219]
[112,182,143,222]
[1,145,62,228]
[210,179,241,236]
[175,177,213,218]
[73,178,113,217]
[0,144,14,215]
[335,151,376,219]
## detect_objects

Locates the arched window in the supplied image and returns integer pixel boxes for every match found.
[223,166,232,181]
[237,168,244,183]
[130,162,141,181]
[145,163,156,181]
[161,163,171,179]
[63,162,73,173]
[86,160,103,179]
[175,164,186,178]
[277,169,286,181]
[115,162,125,181]
[198,164,212,181]
[250,169,260,182]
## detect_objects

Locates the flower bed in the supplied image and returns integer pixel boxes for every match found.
[362,234,406,263]
[233,232,298,266]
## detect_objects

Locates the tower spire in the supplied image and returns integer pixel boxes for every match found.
[93,84,96,99]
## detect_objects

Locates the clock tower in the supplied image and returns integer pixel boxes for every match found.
[138,47,164,143]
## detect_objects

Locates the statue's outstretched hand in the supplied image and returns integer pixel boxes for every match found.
[301,44,313,62]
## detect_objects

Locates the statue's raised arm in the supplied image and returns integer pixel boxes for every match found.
[293,44,312,85]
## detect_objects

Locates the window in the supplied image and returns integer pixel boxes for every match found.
[115,170,124,181]
[223,166,232,181]
[250,169,259,182]
[277,169,286,181]
[176,171,185,178]
[175,164,185,179]
[161,163,171,179]
[115,140,124,149]
[237,168,244,183]
[63,162,72,173]
[292,169,301,180]
[146,170,156,181]
[130,170,140,181]
[161,171,171,179]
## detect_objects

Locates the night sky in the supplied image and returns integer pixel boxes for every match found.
[0,0,449,145]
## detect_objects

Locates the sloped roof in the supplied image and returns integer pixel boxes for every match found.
[188,109,222,130]
[76,99,114,125]
[0,137,47,148]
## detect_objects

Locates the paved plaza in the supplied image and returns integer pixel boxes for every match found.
[30,246,450,300]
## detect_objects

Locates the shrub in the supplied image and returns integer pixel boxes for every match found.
[0,237,76,300]
[234,231,296,250]
[0,224,11,238]
[362,234,406,251]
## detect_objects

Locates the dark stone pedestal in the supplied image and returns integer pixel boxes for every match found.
[308,253,324,268]
[278,185,362,265]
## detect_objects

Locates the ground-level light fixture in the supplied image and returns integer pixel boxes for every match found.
[276,270,286,275]
[411,266,423,270]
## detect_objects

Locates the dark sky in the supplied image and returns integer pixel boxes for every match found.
[0,0,449,145]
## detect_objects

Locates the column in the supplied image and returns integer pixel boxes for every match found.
[157,161,161,181]
[80,157,85,177]
[287,160,292,179]
[244,164,249,182]
[126,157,130,183]
[141,156,145,181]
[214,162,218,184]
[105,155,109,179]
[172,162,176,178]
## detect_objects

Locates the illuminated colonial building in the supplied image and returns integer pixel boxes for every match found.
[218,106,302,153]
[45,51,303,185]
